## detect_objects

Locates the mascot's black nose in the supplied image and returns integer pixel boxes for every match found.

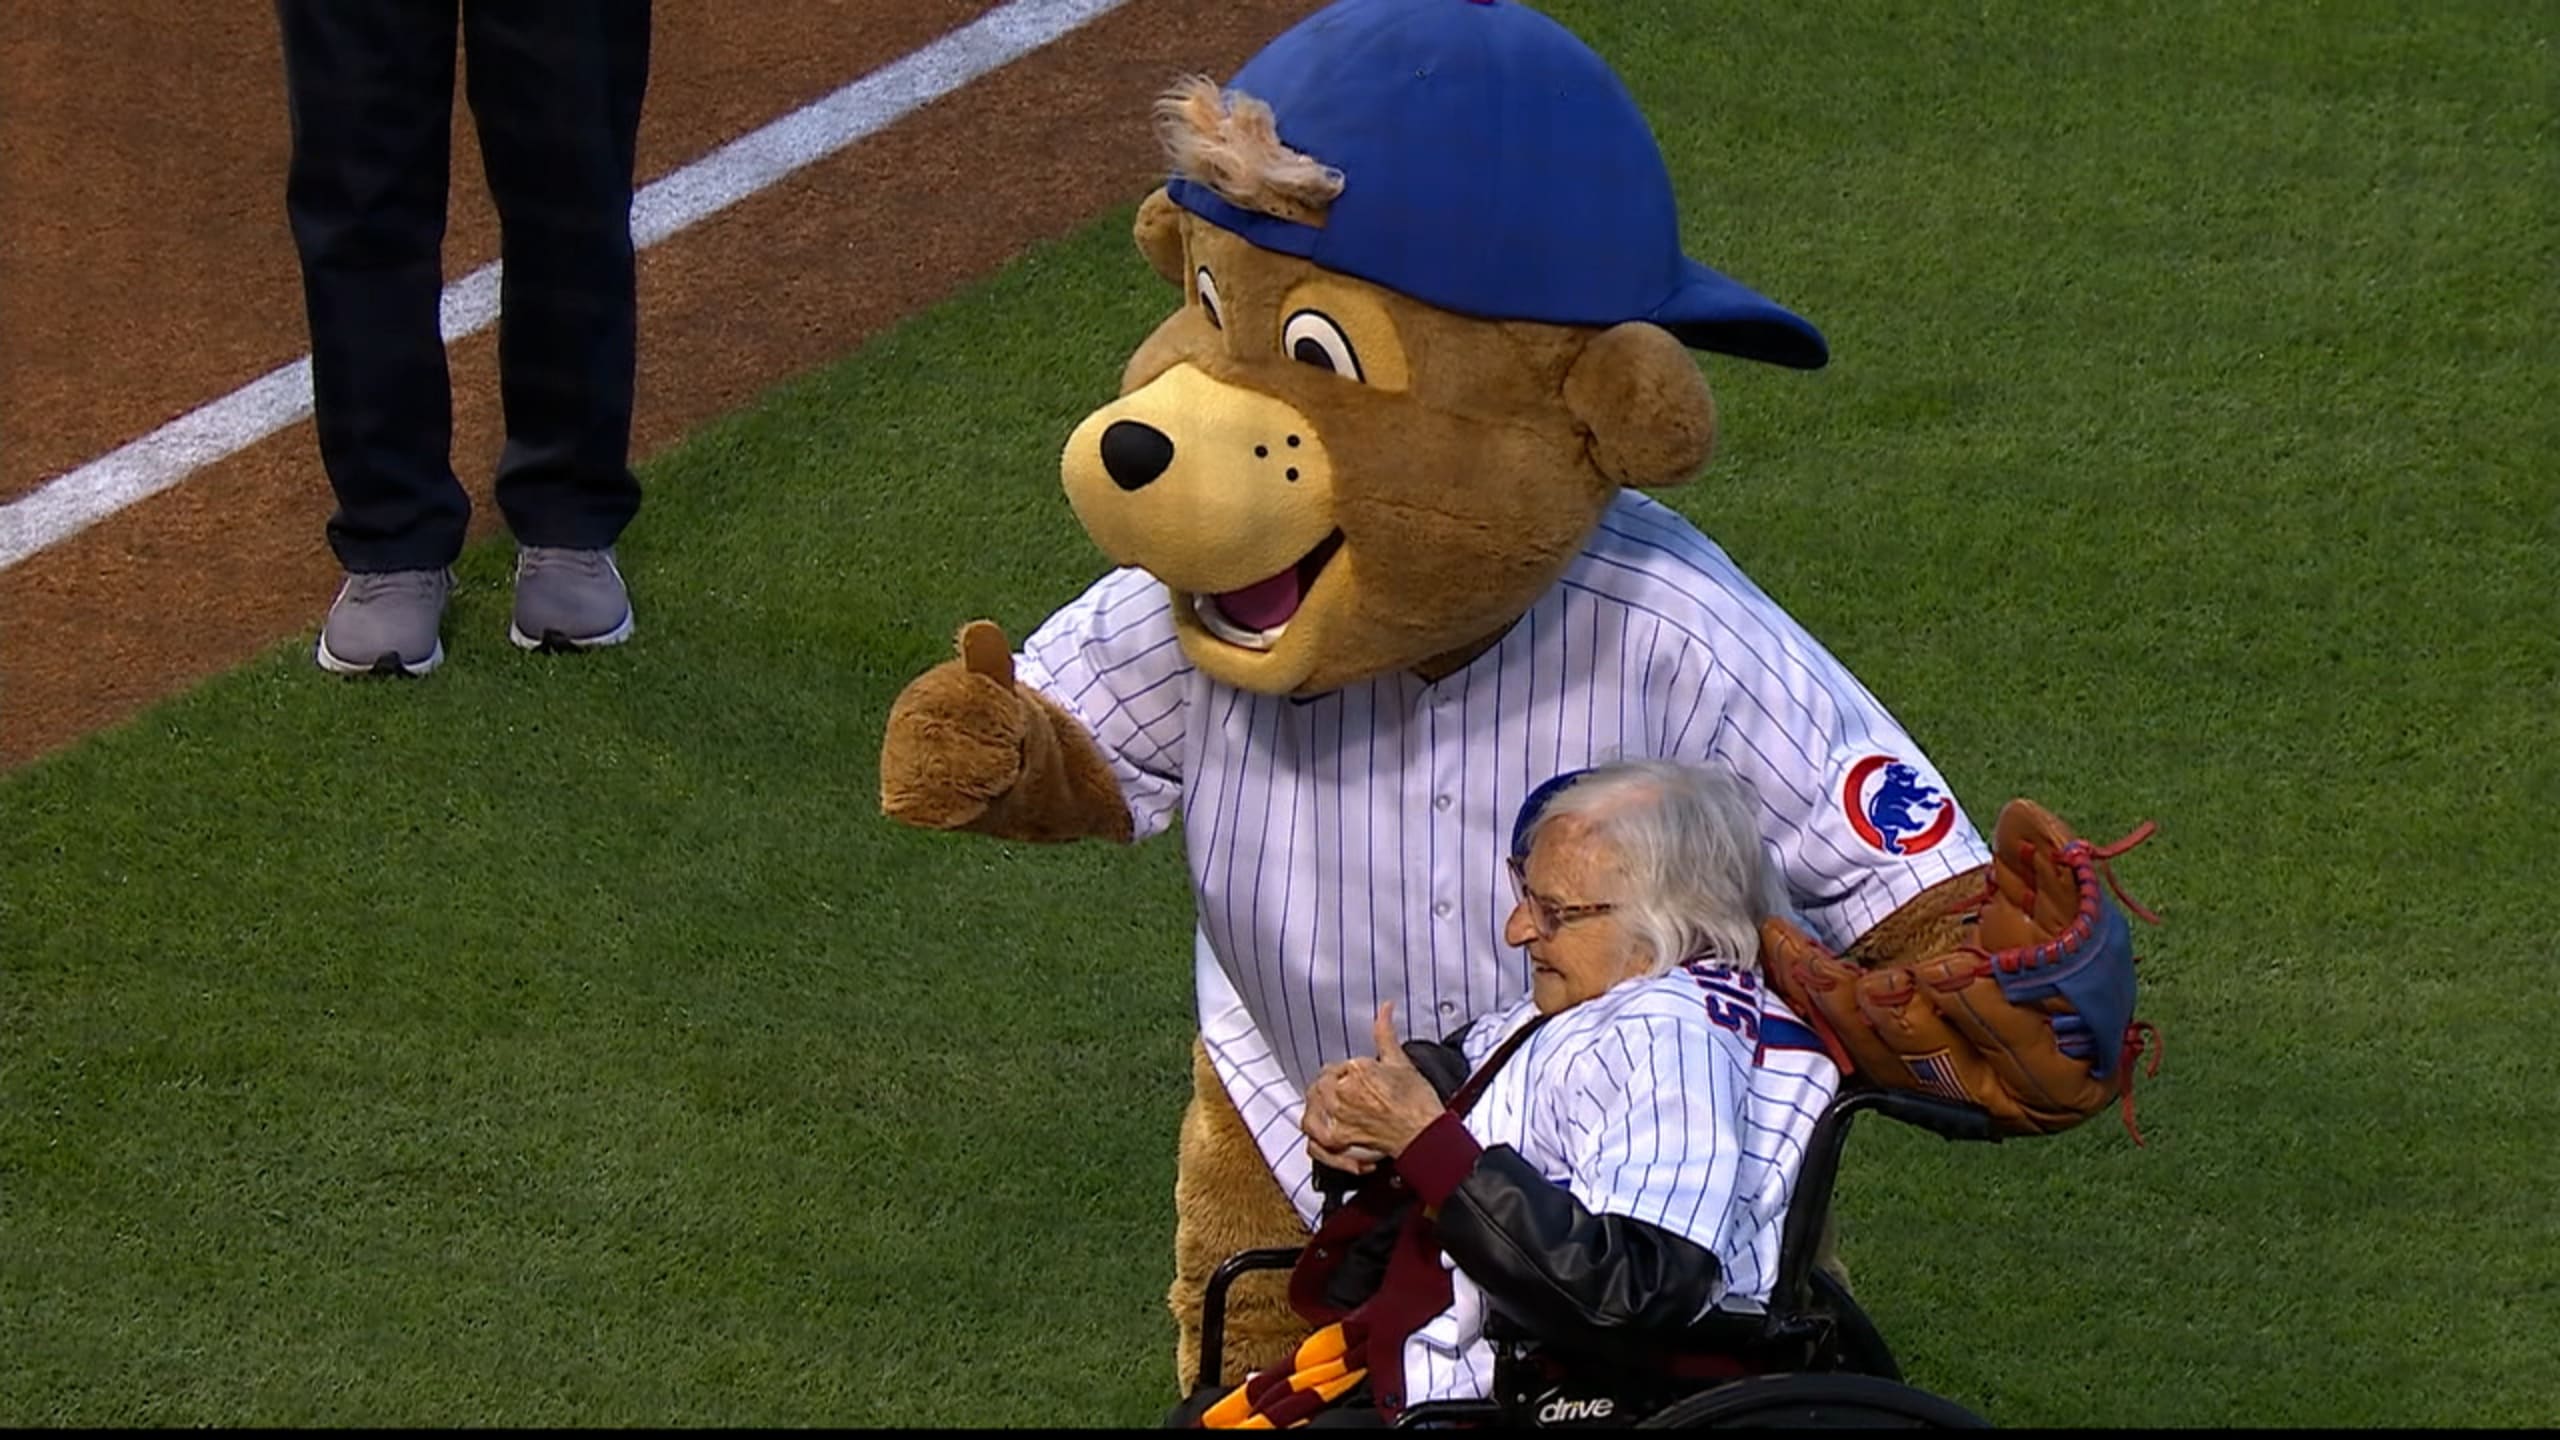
[1100,420,1175,491]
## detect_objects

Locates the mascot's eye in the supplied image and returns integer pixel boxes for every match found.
[1282,309,1363,382]
[1195,268,1223,330]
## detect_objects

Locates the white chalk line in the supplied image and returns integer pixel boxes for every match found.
[0,0,1132,574]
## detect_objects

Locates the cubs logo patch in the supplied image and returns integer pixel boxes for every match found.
[1840,754,1956,856]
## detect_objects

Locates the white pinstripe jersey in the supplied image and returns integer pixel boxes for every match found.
[1400,966,1842,1405]
[1016,490,1988,1222]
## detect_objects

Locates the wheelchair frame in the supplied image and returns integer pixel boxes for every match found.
[1194,1086,2001,1429]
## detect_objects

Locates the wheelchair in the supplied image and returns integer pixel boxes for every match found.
[1194,1087,2002,1429]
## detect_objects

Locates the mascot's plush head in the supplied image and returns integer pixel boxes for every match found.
[1061,0,1827,696]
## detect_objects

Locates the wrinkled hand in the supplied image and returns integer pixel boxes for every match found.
[1302,1002,1448,1173]
[879,620,1035,829]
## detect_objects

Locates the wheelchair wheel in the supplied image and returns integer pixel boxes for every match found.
[1632,1373,1991,1429]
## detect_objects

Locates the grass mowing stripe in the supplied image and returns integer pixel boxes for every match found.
[6,0,2554,1425]
[2,218,1206,1427]
[1565,0,2557,1424]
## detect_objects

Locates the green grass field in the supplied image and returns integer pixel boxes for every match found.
[5,0,2554,1425]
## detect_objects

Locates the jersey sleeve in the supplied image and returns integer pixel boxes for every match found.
[1012,568,1191,842]
[1698,657,1988,949]
[1601,495,1990,951]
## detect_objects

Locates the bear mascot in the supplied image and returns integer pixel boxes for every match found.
[878,0,2160,1401]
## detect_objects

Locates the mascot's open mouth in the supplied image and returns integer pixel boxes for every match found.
[1193,530,1344,650]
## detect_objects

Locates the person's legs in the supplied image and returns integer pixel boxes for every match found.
[462,0,648,543]
[279,0,467,674]
[462,0,650,650]
[279,0,468,575]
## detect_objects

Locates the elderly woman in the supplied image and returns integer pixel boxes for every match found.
[1199,759,1842,1427]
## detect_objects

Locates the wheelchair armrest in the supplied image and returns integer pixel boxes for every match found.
[1762,1087,1998,1325]
[1198,1247,1309,1394]
[1862,1089,2002,1143]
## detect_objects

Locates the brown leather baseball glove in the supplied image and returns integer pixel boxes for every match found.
[1762,798,2164,1141]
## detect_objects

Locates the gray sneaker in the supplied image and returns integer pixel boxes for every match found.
[316,568,453,677]
[509,546,635,651]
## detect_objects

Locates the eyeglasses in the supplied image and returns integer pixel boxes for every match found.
[1506,855,1620,939]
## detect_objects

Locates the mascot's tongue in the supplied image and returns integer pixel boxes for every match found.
[1215,569,1301,632]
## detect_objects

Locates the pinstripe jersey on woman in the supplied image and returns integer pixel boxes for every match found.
[1398,963,1841,1405]
[1016,490,1987,1223]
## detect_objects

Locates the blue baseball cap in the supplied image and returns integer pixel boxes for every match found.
[1166,0,1827,369]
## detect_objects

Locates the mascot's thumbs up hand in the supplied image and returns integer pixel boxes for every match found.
[880,620,1026,825]
[955,618,1016,689]
[879,620,1136,844]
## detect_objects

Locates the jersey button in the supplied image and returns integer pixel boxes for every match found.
[1439,1000,1458,1017]
[1432,900,1451,917]
[1433,794,1452,812]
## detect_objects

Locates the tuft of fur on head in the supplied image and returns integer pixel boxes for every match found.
[1153,74,1344,227]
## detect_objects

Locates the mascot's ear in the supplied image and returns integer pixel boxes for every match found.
[1563,322,1718,489]
[1134,187,1186,288]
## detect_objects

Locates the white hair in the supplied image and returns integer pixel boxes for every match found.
[1523,758,1788,976]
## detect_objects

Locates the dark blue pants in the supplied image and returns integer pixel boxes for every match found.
[278,0,651,572]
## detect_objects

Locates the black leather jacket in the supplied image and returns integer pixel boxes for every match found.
[1433,1144,1726,1349]
[1310,1034,1726,1351]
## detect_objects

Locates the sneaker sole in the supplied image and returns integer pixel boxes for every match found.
[508,609,635,653]
[316,634,444,677]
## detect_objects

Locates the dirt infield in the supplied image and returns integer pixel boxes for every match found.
[0,0,1323,770]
